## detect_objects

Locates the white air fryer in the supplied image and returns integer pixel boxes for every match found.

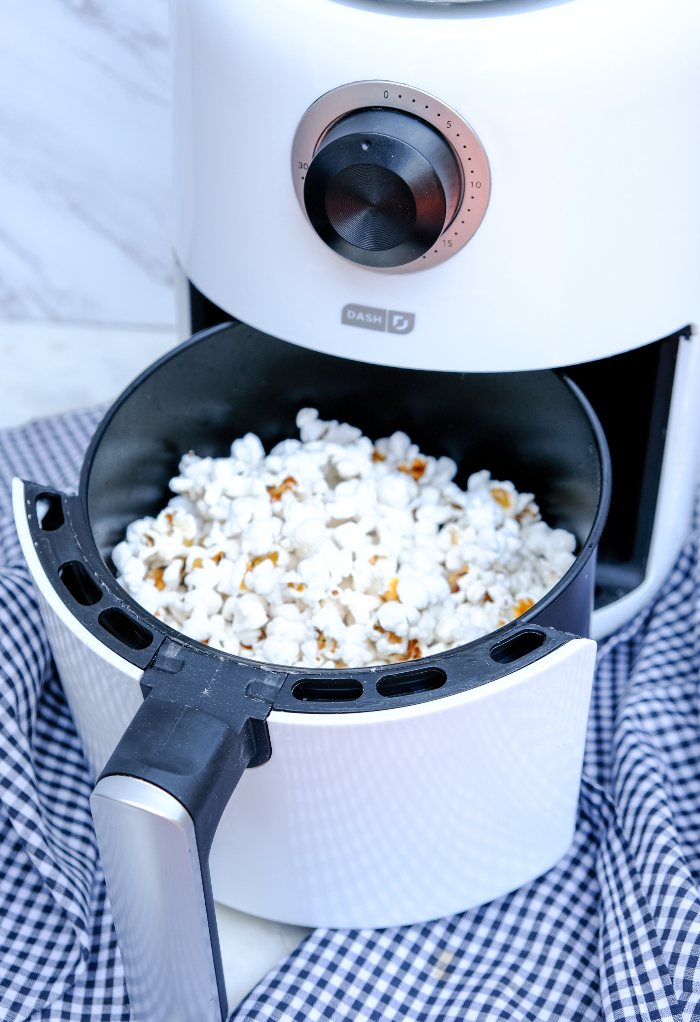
[13,0,700,1020]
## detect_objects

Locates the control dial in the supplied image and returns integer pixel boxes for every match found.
[292,82,491,273]
[304,108,461,269]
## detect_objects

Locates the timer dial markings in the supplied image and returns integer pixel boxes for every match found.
[291,81,490,273]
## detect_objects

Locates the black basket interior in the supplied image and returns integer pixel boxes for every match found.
[82,322,605,573]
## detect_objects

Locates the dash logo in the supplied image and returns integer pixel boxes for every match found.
[342,304,415,335]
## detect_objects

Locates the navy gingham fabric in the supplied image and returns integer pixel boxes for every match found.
[2,408,700,1021]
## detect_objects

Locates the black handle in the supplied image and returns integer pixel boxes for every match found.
[304,107,461,268]
[94,640,280,1022]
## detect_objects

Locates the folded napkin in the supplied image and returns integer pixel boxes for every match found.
[1,408,699,1021]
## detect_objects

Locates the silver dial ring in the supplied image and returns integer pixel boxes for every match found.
[291,80,491,273]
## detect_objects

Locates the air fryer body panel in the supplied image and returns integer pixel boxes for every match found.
[210,639,595,927]
[172,0,700,372]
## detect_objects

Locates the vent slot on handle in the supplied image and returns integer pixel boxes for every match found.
[59,561,103,607]
[99,608,153,651]
[490,630,546,665]
[376,667,446,698]
[35,493,64,532]
[292,678,363,702]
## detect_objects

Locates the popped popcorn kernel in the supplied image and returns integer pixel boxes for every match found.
[399,459,427,481]
[491,488,511,509]
[147,567,166,591]
[513,597,536,617]
[389,639,422,663]
[267,477,297,501]
[115,410,576,667]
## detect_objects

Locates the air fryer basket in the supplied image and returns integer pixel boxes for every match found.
[83,319,609,640]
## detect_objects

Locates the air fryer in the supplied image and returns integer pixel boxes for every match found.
[16,320,609,1022]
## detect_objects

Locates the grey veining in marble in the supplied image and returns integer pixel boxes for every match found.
[0,0,175,325]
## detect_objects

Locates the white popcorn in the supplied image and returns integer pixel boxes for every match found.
[378,474,417,508]
[377,600,418,637]
[115,410,576,665]
[233,593,268,632]
[120,556,146,589]
[396,576,431,611]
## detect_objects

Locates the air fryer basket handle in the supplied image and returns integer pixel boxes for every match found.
[91,772,232,1022]
[90,642,276,1022]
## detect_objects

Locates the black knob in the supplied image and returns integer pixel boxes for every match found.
[303,108,462,269]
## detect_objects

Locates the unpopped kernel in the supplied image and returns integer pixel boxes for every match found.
[113,410,576,668]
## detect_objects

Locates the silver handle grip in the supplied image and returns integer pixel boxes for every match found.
[91,775,223,1022]
[88,639,273,1022]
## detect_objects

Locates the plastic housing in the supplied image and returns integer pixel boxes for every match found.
[172,0,700,372]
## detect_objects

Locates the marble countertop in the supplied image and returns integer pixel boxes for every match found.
[0,320,176,429]
[0,0,174,327]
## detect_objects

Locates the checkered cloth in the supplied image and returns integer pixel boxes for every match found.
[1,408,700,1022]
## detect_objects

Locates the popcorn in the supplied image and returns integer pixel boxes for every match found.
[114,410,576,667]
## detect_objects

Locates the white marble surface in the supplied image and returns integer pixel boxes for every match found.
[0,0,174,326]
[0,321,177,429]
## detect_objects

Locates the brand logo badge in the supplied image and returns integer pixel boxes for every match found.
[342,304,415,335]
